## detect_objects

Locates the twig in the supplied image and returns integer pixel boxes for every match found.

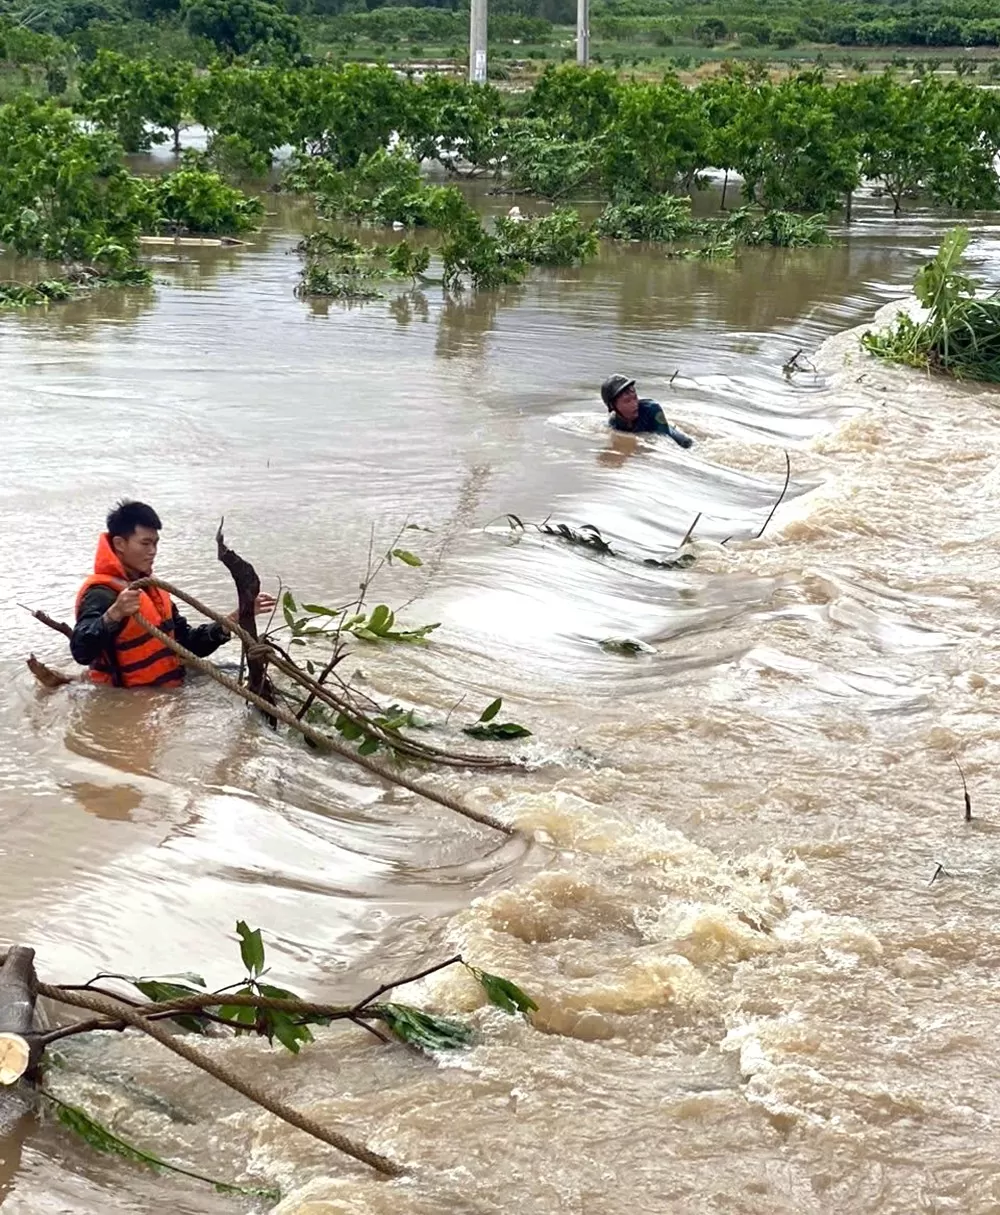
[954,756,972,822]
[928,862,951,885]
[669,369,679,386]
[680,512,702,547]
[19,603,73,640]
[295,650,347,723]
[349,1015,393,1044]
[352,954,464,1013]
[753,450,792,540]
[38,956,467,1037]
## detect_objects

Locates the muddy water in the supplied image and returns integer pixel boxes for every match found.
[3,193,1000,1213]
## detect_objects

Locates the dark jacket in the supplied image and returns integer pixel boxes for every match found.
[71,585,231,670]
[609,398,693,447]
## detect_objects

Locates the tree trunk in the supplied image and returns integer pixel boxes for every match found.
[720,169,728,211]
[0,948,40,1149]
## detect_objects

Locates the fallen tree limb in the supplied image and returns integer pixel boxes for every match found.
[125,597,514,837]
[36,955,466,1038]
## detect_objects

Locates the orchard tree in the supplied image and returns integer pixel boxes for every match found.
[287,64,412,165]
[189,65,293,163]
[603,74,711,197]
[526,64,620,140]
[727,73,859,212]
[78,51,194,153]
[181,0,302,60]
[404,75,502,171]
[0,96,154,260]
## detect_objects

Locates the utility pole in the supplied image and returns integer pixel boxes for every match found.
[469,0,487,84]
[576,0,589,66]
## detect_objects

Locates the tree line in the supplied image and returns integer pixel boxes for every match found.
[7,0,1000,61]
[2,62,999,302]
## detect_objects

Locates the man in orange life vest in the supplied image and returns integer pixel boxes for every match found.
[70,500,275,688]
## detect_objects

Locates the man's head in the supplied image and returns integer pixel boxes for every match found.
[106,500,162,576]
[600,374,639,423]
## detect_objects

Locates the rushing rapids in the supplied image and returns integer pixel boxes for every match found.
[2,197,1000,1212]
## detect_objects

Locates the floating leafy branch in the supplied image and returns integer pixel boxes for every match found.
[43,1093,280,1202]
[599,637,656,655]
[374,1003,474,1051]
[463,697,532,742]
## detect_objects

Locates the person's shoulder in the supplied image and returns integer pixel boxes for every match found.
[637,398,667,425]
[79,583,117,606]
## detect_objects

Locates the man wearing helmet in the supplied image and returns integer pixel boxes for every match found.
[600,374,693,448]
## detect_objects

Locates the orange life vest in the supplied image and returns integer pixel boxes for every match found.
[75,533,184,688]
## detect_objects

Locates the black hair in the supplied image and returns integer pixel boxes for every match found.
[106,500,162,539]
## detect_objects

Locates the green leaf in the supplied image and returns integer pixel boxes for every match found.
[352,627,381,642]
[467,967,538,1017]
[217,999,258,1029]
[301,603,341,617]
[235,921,265,978]
[358,736,380,756]
[479,697,503,723]
[368,604,393,634]
[463,722,533,741]
[130,978,210,1034]
[335,714,365,741]
[282,590,297,613]
[43,1092,280,1201]
[375,1002,474,1052]
[264,1010,313,1054]
[156,971,206,988]
[390,549,423,567]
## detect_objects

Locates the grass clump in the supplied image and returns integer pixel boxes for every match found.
[863,227,1000,382]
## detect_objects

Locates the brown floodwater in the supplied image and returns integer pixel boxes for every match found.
[3,185,1000,1214]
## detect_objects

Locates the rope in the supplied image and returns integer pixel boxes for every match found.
[36,982,405,1177]
[127,595,513,836]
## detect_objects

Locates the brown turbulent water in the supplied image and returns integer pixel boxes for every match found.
[2,186,1000,1214]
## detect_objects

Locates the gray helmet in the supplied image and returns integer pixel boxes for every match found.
[600,374,636,409]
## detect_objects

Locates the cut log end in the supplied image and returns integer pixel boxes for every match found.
[0,1033,31,1086]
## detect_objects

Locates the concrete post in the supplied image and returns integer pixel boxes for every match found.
[576,0,590,66]
[469,0,488,84]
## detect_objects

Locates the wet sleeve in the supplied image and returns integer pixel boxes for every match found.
[70,586,124,666]
[651,406,694,448]
[171,606,232,658]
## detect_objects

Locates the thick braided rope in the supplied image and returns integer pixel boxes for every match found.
[36,983,404,1176]
[128,602,513,836]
